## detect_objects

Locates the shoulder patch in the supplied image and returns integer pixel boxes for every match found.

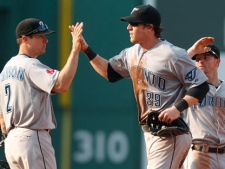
[185,68,197,81]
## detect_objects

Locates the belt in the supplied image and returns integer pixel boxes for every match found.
[192,144,225,154]
[9,126,50,133]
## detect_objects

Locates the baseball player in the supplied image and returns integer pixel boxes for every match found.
[182,37,225,169]
[0,18,83,169]
[76,4,209,169]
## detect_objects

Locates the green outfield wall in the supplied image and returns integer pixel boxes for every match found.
[0,1,224,169]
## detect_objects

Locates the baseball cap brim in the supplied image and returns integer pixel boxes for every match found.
[192,51,219,60]
[120,16,142,23]
[32,29,55,36]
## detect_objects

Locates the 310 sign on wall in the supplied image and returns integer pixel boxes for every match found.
[73,130,129,164]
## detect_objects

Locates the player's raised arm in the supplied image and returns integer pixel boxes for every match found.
[77,24,109,80]
[187,37,214,58]
[52,22,83,93]
[84,48,109,80]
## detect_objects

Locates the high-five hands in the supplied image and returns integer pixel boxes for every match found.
[69,22,84,51]
[69,22,89,52]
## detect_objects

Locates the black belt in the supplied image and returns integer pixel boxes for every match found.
[192,144,225,154]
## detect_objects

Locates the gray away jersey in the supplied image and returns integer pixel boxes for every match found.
[184,81,225,146]
[109,40,208,125]
[0,54,59,132]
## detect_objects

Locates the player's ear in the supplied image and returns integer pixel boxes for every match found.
[145,24,153,30]
[216,58,221,67]
[21,35,28,42]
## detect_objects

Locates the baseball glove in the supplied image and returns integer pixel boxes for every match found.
[0,160,10,169]
[146,111,189,137]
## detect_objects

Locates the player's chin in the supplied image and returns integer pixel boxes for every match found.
[130,38,136,44]
[199,67,206,71]
[40,50,46,55]
[199,68,208,73]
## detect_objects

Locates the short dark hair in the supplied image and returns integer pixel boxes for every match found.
[16,35,34,46]
[152,25,164,38]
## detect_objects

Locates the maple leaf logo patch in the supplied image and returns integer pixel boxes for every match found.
[46,69,55,74]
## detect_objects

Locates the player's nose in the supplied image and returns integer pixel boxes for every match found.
[43,36,48,43]
[127,24,132,30]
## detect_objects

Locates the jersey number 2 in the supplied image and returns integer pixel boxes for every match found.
[5,84,12,113]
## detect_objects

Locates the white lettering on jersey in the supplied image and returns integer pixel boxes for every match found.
[0,66,24,82]
[143,68,166,91]
[193,94,225,109]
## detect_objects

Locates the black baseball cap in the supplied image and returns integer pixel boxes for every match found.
[120,4,161,26]
[16,18,55,38]
[192,45,220,60]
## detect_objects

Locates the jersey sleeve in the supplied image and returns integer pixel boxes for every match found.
[174,52,208,89]
[108,48,131,78]
[27,59,59,94]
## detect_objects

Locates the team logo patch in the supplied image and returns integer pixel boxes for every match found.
[39,21,44,26]
[46,69,55,74]
[131,7,139,14]
[185,68,197,81]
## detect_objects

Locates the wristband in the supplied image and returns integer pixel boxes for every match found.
[84,46,97,61]
[174,99,189,112]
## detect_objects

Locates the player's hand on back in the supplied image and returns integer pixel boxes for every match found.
[187,37,214,58]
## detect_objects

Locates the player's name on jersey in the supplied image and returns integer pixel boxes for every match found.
[0,66,24,82]
[140,67,166,91]
[193,94,225,108]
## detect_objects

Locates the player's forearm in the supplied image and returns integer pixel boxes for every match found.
[173,96,197,114]
[53,49,79,93]
[90,55,109,80]
[182,95,199,107]
[175,82,209,112]
[187,47,195,58]
[82,46,109,79]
